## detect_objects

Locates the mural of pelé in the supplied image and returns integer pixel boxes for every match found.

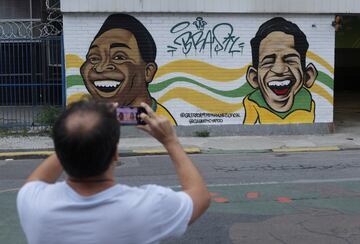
[80,14,176,124]
[243,17,318,124]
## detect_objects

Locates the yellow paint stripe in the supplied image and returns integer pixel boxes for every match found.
[310,84,333,105]
[67,93,92,105]
[65,54,249,82]
[133,147,201,154]
[65,52,334,78]
[307,51,334,74]
[272,146,340,153]
[158,87,243,113]
[155,60,249,82]
[0,151,54,157]
[66,54,84,69]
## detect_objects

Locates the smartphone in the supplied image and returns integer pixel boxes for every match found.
[116,106,147,125]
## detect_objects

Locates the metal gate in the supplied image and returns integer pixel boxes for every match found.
[0,36,65,129]
[0,0,64,129]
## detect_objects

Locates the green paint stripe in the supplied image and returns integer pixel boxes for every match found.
[66,75,84,88]
[149,77,254,98]
[316,71,333,90]
[67,72,332,96]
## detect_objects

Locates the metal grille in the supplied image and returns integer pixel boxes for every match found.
[0,36,65,128]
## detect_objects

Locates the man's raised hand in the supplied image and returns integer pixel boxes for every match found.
[137,102,178,146]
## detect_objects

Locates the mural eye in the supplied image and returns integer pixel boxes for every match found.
[113,54,127,61]
[261,61,273,68]
[260,58,275,67]
[88,56,101,64]
[286,59,299,65]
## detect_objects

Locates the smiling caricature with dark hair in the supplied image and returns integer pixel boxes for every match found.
[81,14,176,124]
[243,17,318,124]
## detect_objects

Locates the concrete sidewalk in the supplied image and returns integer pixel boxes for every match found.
[0,129,360,159]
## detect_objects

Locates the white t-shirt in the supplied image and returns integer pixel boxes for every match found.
[17,181,193,244]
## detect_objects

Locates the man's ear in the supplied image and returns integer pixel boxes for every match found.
[145,62,158,83]
[246,66,259,89]
[304,63,318,88]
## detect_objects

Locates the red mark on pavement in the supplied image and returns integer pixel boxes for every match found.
[213,197,229,203]
[209,192,219,197]
[277,197,292,203]
[246,192,260,199]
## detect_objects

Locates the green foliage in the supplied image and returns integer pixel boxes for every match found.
[194,130,210,137]
[35,106,63,127]
[0,128,30,137]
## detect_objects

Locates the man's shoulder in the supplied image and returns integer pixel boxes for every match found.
[18,181,55,197]
[124,184,178,199]
[122,184,192,209]
[17,181,65,203]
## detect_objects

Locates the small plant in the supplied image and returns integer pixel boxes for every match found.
[0,127,30,137]
[35,106,63,127]
[0,128,12,137]
[194,130,210,137]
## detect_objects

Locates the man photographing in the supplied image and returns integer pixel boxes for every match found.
[17,101,210,244]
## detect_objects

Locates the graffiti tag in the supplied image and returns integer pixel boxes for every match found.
[167,17,245,57]
[180,112,241,124]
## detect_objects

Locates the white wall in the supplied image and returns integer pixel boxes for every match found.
[61,0,360,14]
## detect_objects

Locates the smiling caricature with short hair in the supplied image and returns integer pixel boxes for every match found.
[243,17,318,124]
[81,14,176,124]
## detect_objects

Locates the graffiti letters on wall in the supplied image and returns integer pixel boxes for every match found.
[65,14,334,125]
[167,17,245,57]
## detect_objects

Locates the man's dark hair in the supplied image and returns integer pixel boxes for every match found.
[250,17,309,70]
[53,101,120,179]
[93,13,156,63]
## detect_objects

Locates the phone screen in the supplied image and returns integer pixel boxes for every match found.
[116,107,146,125]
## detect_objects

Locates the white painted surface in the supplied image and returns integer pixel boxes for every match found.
[61,0,360,13]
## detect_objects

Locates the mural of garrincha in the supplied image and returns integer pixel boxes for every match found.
[243,17,318,124]
[80,14,176,124]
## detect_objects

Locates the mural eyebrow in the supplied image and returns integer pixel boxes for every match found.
[283,53,300,59]
[89,44,99,49]
[110,43,131,49]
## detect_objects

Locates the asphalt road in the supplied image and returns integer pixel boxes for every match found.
[2,150,360,243]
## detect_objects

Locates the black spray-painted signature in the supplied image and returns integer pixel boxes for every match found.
[167,17,245,57]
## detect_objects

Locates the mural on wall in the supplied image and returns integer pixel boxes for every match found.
[65,14,334,126]
[243,17,318,124]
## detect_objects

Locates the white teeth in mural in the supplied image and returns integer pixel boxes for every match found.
[94,81,121,88]
[268,80,291,87]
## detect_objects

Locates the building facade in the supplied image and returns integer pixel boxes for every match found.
[60,0,359,133]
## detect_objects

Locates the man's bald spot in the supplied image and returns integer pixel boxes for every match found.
[65,111,101,134]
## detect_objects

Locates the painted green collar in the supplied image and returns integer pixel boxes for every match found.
[151,97,157,112]
[248,87,312,119]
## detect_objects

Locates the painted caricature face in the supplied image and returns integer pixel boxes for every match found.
[258,31,304,111]
[247,31,316,112]
[80,28,155,106]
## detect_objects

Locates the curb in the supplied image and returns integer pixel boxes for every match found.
[1,146,359,160]
[0,147,202,160]
[132,147,201,155]
[272,146,340,153]
[0,150,54,160]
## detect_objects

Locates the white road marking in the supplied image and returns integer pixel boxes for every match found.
[2,178,360,194]
[168,177,360,188]
[0,188,20,194]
